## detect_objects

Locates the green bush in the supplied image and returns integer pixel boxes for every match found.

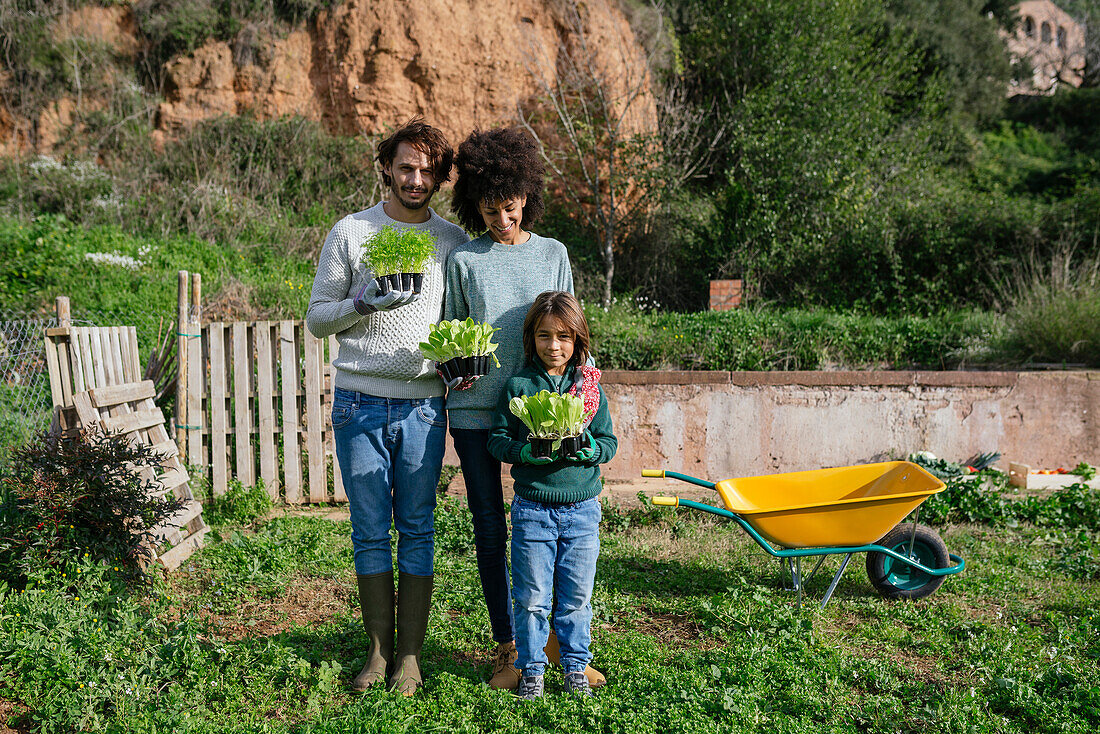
[585,301,1000,370]
[0,428,187,585]
[200,478,274,527]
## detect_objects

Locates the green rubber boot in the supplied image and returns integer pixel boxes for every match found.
[388,572,434,696]
[350,572,394,692]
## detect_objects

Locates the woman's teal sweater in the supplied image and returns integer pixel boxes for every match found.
[486,362,617,504]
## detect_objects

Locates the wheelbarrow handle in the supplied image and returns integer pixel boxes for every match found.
[641,469,717,489]
[652,496,679,506]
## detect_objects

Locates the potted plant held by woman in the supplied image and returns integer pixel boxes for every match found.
[360,225,438,294]
[508,390,587,459]
[420,318,501,381]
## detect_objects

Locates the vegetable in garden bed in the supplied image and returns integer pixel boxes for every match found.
[359,225,438,294]
[420,318,501,381]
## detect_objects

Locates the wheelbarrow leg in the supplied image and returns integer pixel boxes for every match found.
[805,555,828,584]
[820,553,854,610]
[796,557,802,608]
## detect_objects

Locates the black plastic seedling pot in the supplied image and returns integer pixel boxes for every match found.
[437,355,491,382]
[376,272,425,294]
[559,432,589,457]
[528,436,555,459]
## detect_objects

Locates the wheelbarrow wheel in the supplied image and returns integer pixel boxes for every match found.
[866,524,948,601]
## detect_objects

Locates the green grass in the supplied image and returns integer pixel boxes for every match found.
[2,493,1098,733]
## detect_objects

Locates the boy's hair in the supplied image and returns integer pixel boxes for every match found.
[375,117,454,191]
[522,291,591,368]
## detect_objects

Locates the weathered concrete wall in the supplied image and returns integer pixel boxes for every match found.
[593,371,1098,481]
[441,370,1098,499]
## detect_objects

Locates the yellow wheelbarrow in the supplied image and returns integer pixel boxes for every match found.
[643,461,965,608]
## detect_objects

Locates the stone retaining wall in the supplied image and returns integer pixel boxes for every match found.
[444,371,1097,483]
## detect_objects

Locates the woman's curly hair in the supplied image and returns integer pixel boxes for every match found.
[452,127,546,234]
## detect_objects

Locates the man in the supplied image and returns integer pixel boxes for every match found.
[306,118,468,696]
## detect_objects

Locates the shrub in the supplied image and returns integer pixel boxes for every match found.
[0,427,186,585]
[200,478,273,527]
[584,300,1000,370]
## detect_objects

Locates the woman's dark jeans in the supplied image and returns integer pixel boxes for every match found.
[450,427,515,644]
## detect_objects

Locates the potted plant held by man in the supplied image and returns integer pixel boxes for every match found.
[360,225,438,294]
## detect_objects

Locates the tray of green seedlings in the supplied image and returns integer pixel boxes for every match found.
[420,318,501,381]
[360,225,438,294]
[508,390,587,458]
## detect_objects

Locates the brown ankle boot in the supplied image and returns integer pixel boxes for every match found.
[351,572,394,692]
[545,628,606,688]
[388,572,433,696]
[488,640,521,689]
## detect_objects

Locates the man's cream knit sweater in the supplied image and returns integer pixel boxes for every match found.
[306,202,469,399]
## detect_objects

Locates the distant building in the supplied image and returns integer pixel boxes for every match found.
[1004,1,1086,94]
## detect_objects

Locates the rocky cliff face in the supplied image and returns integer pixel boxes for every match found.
[5,0,656,153]
[157,0,655,145]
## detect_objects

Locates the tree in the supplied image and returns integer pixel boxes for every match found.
[516,0,720,307]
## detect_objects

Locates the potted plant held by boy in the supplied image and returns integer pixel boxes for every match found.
[508,390,587,459]
[420,318,501,382]
[359,225,438,294]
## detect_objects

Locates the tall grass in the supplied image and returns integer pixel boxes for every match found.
[997,246,1100,365]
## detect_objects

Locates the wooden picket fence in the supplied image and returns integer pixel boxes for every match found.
[176,272,346,504]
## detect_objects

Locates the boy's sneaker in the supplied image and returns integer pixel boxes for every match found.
[515,674,544,700]
[564,671,594,696]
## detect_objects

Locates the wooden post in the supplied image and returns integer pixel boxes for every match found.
[55,296,71,327]
[255,322,278,499]
[209,322,228,496]
[176,271,189,455]
[186,274,204,470]
[280,320,302,503]
[232,321,254,487]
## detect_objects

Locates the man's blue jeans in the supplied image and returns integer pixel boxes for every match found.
[511,496,601,677]
[449,427,515,644]
[332,388,446,576]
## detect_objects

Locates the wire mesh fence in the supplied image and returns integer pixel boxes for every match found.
[0,306,178,469]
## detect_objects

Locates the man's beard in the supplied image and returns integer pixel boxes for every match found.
[392,181,431,210]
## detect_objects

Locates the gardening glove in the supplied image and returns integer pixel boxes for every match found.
[566,432,597,462]
[567,446,597,462]
[519,444,554,465]
[354,281,419,314]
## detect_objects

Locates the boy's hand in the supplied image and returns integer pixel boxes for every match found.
[354,281,419,314]
[520,444,554,465]
[566,446,596,462]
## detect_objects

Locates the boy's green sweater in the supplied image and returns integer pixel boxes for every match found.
[487,363,617,505]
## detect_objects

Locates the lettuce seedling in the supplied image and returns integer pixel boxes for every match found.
[420,318,501,364]
[509,390,586,448]
[359,225,438,276]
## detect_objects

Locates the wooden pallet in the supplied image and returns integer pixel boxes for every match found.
[71,380,207,570]
[45,321,144,436]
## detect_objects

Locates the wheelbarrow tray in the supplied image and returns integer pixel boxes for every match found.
[712,461,944,548]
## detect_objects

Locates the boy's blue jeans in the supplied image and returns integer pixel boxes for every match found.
[331,388,446,576]
[511,496,601,677]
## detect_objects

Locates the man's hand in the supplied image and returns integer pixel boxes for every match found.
[519,444,554,465]
[354,280,419,315]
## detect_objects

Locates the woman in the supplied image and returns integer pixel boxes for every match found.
[444,127,604,690]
